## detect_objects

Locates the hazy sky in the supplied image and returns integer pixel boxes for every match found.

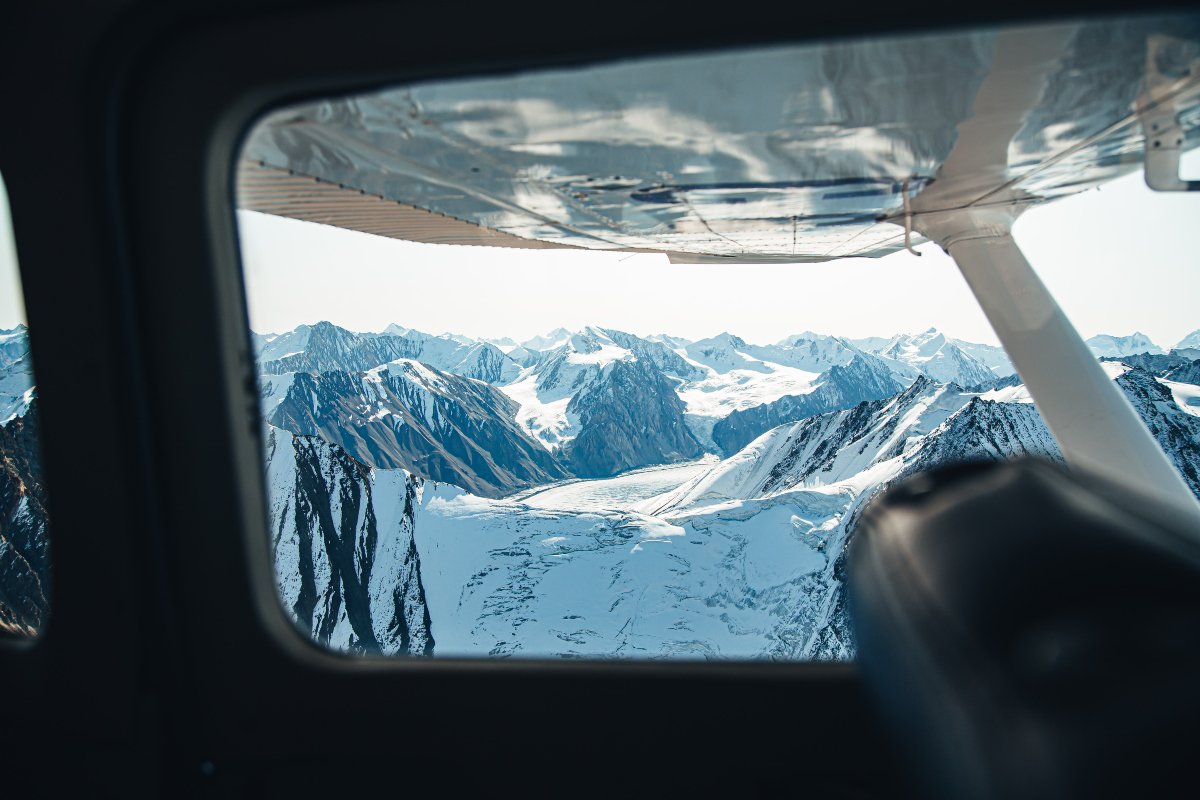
[2,154,1198,347]
[236,150,1200,348]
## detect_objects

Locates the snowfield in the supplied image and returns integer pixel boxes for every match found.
[415,480,846,660]
[247,320,1200,663]
[514,457,718,512]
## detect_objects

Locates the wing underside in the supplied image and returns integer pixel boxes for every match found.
[238,14,1200,263]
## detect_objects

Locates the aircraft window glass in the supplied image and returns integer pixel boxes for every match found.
[235,16,1200,660]
[0,171,51,640]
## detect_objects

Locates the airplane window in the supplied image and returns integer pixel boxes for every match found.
[0,172,50,640]
[234,15,1200,659]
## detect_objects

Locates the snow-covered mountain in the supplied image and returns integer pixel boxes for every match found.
[360,356,1200,660]
[522,327,573,351]
[399,377,1064,660]
[261,321,521,384]
[1100,352,1189,376]
[0,399,49,637]
[710,354,903,455]
[251,323,1043,482]
[850,329,1014,378]
[649,377,1059,515]
[684,332,766,374]
[563,356,704,478]
[0,327,34,424]
[0,356,34,425]
[0,325,29,369]
[499,327,708,477]
[1166,360,1200,387]
[950,339,1016,377]
[1114,365,1200,494]
[1086,332,1164,358]
[1175,330,1200,351]
[748,332,866,373]
[265,425,433,655]
[874,328,997,385]
[237,319,1200,660]
[268,360,567,497]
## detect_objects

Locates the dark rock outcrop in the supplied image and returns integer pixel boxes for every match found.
[0,400,49,638]
[266,426,434,656]
[270,362,567,497]
[563,358,704,479]
[712,355,903,455]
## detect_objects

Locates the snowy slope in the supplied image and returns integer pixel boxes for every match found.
[411,377,1065,661]
[261,321,522,383]
[1086,332,1164,358]
[1166,360,1200,387]
[522,328,573,351]
[710,354,903,455]
[0,327,34,424]
[950,339,1015,377]
[268,360,568,496]
[265,425,433,655]
[500,327,707,475]
[0,326,29,370]
[260,358,1200,662]
[562,356,704,478]
[1115,367,1200,496]
[414,481,849,659]
[0,399,49,638]
[876,328,997,385]
[0,355,34,425]
[1177,330,1200,351]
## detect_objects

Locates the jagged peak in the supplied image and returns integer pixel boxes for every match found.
[696,331,747,348]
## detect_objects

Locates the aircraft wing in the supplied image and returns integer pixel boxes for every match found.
[238,14,1200,263]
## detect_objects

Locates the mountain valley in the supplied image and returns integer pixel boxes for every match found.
[249,321,1200,660]
[2,319,1198,658]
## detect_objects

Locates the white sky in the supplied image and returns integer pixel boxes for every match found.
[1,154,1197,348]
[235,151,1200,348]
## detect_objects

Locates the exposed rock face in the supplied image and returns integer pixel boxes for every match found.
[0,400,49,638]
[0,326,29,369]
[904,396,1061,476]
[269,360,567,497]
[1165,359,1200,385]
[265,425,433,656]
[1100,352,1188,376]
[563,357,704,479]
[1116,367,1200,497]
[263,321,520,384]
[0,327,33,424]
[876,328,997,386]
[711,355,903,456]
[598,327,706,380]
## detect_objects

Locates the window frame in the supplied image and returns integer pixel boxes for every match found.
[5,0,1180,789]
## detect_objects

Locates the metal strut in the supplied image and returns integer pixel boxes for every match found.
[1138,35,1200,192]
[901,177,922,256]
[915,206,1200,526]
[1142,111,1200,192]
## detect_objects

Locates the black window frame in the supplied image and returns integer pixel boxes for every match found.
[2,0,1182,792]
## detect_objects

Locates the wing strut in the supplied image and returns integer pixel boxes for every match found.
[918,206,1200,525]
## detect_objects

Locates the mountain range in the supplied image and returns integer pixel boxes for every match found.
[262,358,1197,661]
[247,319,1200,661]
[2,317,1198,654]
[254,321,1035,491]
